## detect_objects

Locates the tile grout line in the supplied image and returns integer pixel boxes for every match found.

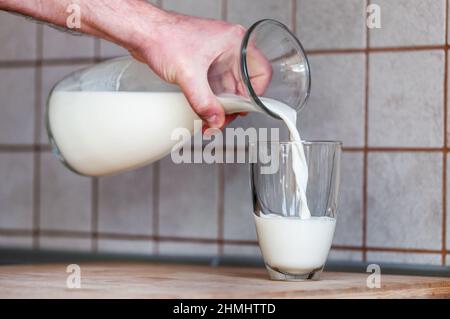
[88,25,103,252]
[442,0,449,266]
[221,0,227,21]
[217,0,227,256]
[217,164,225,256]
[291,0,297,33]
[1,45,449,69]
[91,177,99,252]
[32,90,42,249]
[342,147,446,152]
[94,38,101,61]
[90,34,101,252]
[2,227,449,254]
[362,0,370,262]
[152,161,160,254]
[0,145,51,152]
[306,45,447,55]
[32,24,44,249]
[0,58,101,68]
[3,145,450,153]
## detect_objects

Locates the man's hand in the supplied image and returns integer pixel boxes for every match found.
[131,13,253,129]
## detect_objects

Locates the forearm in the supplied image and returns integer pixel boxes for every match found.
[0,0,172,50]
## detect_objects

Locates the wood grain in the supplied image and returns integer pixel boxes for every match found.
[0,262,449,299]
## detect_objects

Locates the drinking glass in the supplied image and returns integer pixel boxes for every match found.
[250,141,342,280]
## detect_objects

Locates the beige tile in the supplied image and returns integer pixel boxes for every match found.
[227,0,292,28]
[0,235,33,248]
[0,67,35,144]
[446,154,450,249]
[222,244,261,257]
[327,249,363,262]
[223,163,257,241]
[369,51,444,147]
[367,152,442,249]
[159,156,219,238]
[163,0,221,19]
[333,152,363,246]
[0,153,33,230]
[98,238,154,255]
[99,40,129,59]
[39,236,91,251]
[298,54,365,147]
[40,152,92,231]
[158,241,218,256]
[147,0,161,6]
[226,112,290,142]
[41,63,92,144]
[0,11,37,60]
[297,0,366,50]
[367,251,442,266]
[370,0,446,47]
[98,165,154,235]
[42,26,95,59]
[447,55,450,146]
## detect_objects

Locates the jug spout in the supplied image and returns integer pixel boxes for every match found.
[209,19,311,119]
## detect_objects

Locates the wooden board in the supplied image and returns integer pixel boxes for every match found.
[0,262,449,298]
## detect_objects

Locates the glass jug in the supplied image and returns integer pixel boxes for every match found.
[46,19,311,176]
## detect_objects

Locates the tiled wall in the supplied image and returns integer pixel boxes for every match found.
[0,0,449,268]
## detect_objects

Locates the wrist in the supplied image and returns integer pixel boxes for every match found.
[90,0,175,52]
[129,4,180,52]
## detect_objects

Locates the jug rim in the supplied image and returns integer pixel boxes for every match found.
[240,19,311,120]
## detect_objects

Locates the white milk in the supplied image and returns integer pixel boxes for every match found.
[254,215,336,273]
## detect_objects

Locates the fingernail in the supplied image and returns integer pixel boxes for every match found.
[206,115,218,127]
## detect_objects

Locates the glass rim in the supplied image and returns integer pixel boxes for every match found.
[249,140,343,146]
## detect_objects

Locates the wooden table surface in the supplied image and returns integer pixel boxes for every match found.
[0,262,449,298]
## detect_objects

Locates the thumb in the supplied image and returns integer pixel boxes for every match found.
[178,73,225,129]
